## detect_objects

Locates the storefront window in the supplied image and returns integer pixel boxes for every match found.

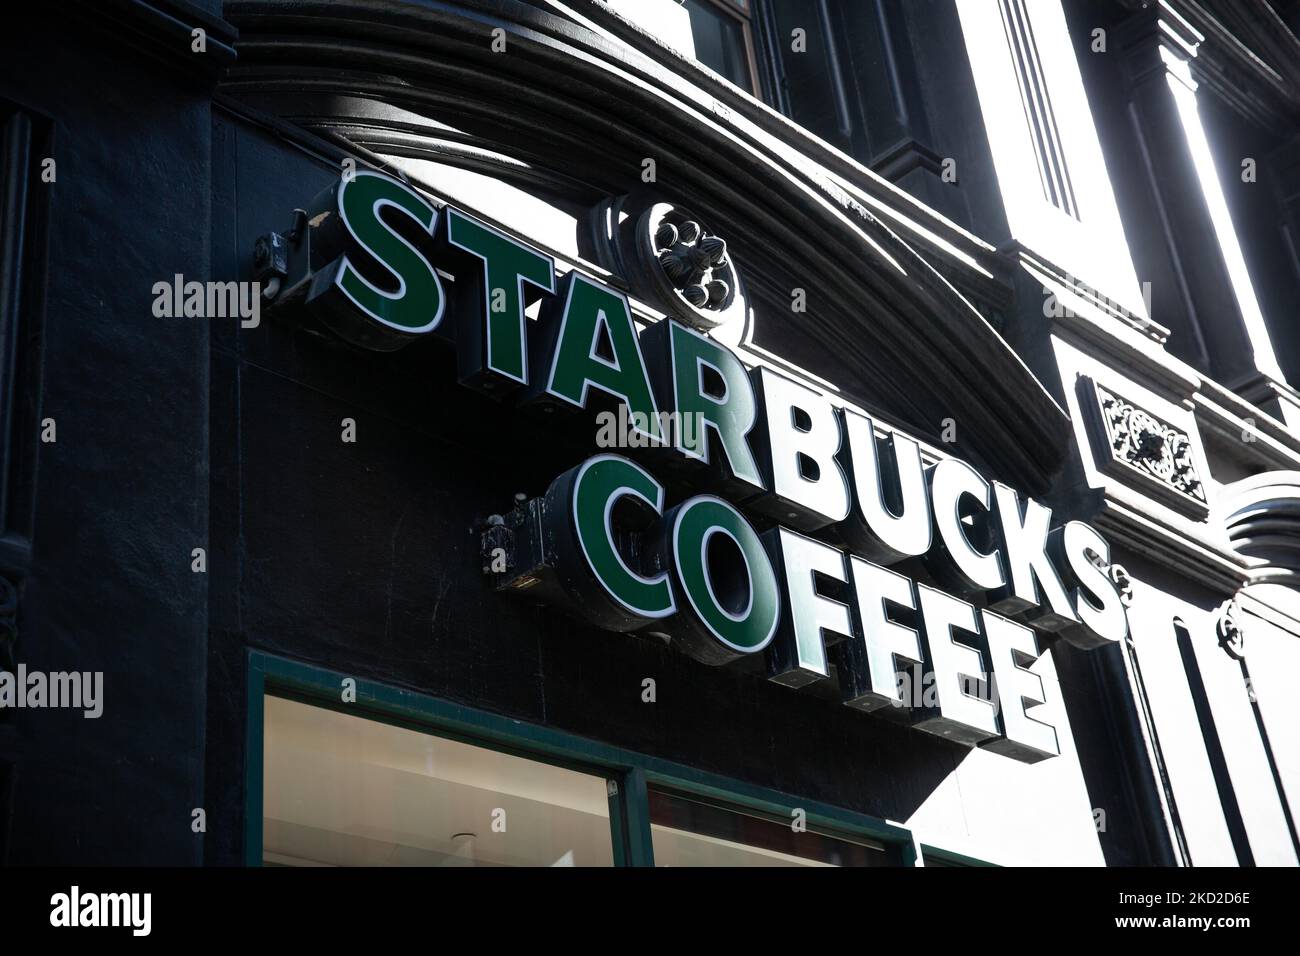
[262,696,615,866]
[648,787,891,866]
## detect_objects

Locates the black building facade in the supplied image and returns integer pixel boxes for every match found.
[1,0,1297,869]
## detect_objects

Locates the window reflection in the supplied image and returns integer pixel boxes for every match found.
[649,788,891,866]
[683,0,755,92]
[262,696,615,866]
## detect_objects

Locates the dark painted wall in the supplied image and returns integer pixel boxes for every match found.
[1,8,212,864]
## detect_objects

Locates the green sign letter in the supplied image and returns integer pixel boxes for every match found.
[333,171,445,335]
[537,272,664,444]
[572,455,675,621]
[669,321,764,492]
[445,208,555,386]
[668,495,781,664]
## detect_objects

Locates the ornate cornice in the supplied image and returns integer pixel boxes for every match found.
[1121,0,1300,126]
[221,0,1071,492]
[1192,376,1300,474]
[1013,248,1194,407]
[1183,0,1300,123]
[1091,495,1248,595]
[578,1,1014,312]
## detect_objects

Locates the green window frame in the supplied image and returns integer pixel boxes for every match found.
[245,650,917,867]
[918,844,998,868]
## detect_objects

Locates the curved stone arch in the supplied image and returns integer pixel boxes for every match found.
[223,0,1069,491]
[1224,471,1300,587]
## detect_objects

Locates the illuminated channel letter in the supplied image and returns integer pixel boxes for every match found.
[554,454,675,630]
[641,319,764,496]
[913,584,999,746]
[837,410,932,563]
[1050,521,1128,648]
[836,556,924,714]
[988,483,1078,630]
[748,367,850,530]
[925,458,1005,593]
[442,207,555,392]
[980,610,1060,763]
[665,495,781,665]
[529,272,664,444]
[763,528,851,688]
[307,170,446,349]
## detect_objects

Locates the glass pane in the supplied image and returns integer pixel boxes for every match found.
[262,695,615,866]
[683,0,753,91]
[649,788,892,866]
[768,0,852,152]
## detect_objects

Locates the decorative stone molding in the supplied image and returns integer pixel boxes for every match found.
[1215,599,1246,661]
[1079,376,1210,519]
[1018,248,1170,348]
[1222,471,1300,586]
[590,194,747,332]
[1119,0,1300,128]
[1085,551,1135,608]
[224,0,1074,494]
[1108,564,1135,608]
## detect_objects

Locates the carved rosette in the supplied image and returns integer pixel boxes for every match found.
[1080,377,1209,518]
[641,205,737,327]
[589,194,748,332]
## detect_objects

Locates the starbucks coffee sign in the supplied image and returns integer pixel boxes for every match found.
[261,170,1130,765]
